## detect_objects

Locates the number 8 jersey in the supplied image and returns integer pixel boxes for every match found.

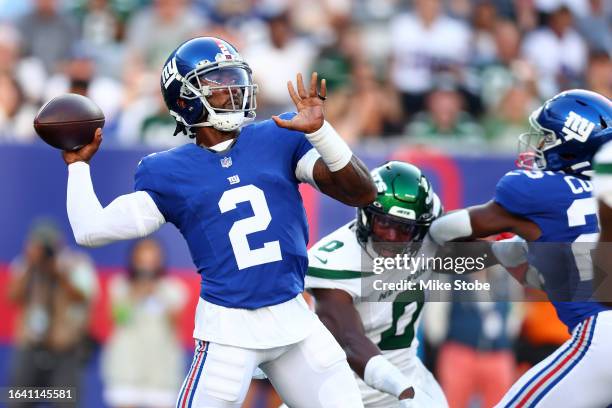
[135,113,315,310]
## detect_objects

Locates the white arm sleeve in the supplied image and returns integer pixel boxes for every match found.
[67,162,165,247]
[295,147,321,190]
[428,209,473,245]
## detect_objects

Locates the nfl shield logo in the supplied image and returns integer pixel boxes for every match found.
[221,157,232,168]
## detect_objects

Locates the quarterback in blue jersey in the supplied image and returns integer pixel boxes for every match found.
[428,89,612,407]
[62,37,376,408]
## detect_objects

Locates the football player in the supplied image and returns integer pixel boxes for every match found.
[62,37,377,408]
[592,142,612,306]
[304,161,448,407]
[427,89,612,407]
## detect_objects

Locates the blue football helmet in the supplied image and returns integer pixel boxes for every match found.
[517,89,612,175]
[160,37,258,134]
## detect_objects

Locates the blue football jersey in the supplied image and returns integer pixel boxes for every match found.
[135,113,314,309]
[494,169,608,331]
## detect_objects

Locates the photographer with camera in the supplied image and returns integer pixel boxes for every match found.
[7,219,98,407]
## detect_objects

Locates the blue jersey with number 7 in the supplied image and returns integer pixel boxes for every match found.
[134,112,314,309]
[495,169,607,331]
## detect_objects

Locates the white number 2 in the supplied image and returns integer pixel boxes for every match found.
[218,184,282,270]
[567,197,597,227]
[567,197,598,281]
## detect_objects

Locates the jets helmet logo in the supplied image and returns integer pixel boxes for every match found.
[562,111,595,143]
[372,172,387,193]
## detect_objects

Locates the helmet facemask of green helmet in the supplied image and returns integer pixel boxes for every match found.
[356,161,440,258]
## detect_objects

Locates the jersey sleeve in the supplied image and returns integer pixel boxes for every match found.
[134,155,174,223]
[273,112,317,180]
[494,171,545,219]
[306,249,362,298]
[305,229,364,298]
[305,274,361,299]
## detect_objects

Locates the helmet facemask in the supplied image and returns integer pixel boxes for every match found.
[367,210,432,258]
[180,63,258,132]
[517,108,559,171]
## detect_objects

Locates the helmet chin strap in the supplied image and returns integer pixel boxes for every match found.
[206,111,248,132]
[171,94,255,135]
[172,106,249,135]
[194,95,253,132]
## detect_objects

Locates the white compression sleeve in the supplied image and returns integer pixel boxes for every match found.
[364,355,412,398]
[295,147,321,189]
[305,121,353,172]
[67,162,165,247]
[428,209,473,245]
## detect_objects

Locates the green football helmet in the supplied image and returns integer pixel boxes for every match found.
[357,161,440,249]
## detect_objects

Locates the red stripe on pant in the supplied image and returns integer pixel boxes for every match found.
[181,341,207,408]
[515,318,592,407]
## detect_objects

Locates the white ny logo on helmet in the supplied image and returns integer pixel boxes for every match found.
[562,111,595,143]
[162,58,179,89]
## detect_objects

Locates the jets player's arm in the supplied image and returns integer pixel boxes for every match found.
[63,129,165,247]
[311,288,415,401]
[273,72,376,206]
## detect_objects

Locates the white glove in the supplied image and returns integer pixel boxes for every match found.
[491,236,544,290]
[491,235,528,268]
[399,386,443,408]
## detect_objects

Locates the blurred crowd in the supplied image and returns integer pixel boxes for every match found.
[0,0,609,150]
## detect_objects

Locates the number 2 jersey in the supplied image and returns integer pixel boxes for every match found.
[494,169,609,331]
[134,113,321,347]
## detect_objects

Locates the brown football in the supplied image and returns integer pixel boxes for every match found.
[33,93,105,151]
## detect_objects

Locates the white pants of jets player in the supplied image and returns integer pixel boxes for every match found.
[279,349,447,408]
[176,318,363,408]
[495,310,612,408]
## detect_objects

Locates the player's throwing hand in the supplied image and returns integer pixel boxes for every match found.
[62,128,103,165]
[273,72,327,134]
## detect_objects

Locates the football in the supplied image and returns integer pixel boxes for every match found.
[33,93,105,151]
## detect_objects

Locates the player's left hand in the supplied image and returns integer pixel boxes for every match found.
[399,386,441,408]
[273,72,327,134]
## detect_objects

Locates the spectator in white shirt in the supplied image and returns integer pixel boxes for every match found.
[242,10,318,119]
[389,0,472,117]
[521,5,587,98]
